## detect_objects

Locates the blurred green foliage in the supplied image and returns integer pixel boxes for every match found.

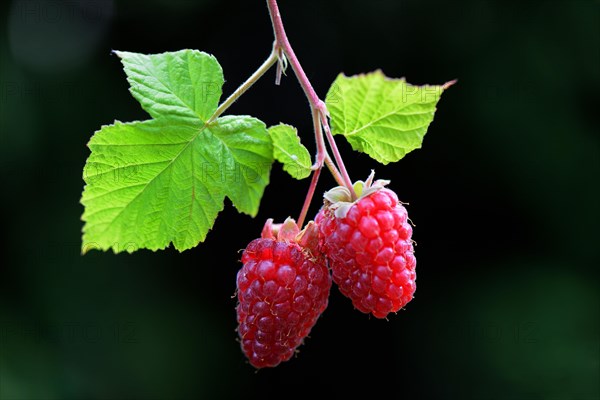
[1,0,598,399]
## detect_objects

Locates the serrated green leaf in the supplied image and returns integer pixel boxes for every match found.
[81,50,273,253]
[326,70,453,164]
[268,124,312,179]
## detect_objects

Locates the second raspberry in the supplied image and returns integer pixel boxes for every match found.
[317,186,416,319]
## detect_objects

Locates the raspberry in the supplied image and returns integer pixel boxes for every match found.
[236,218,331,368]
[316,174,416,319]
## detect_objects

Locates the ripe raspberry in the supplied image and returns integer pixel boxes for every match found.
[236,218,331,368]
[316,173,416,319]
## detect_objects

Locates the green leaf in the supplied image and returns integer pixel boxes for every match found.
[81,50,274,253]
[115,50,224,123]
[268,124,312,179]
[326,70,454,164]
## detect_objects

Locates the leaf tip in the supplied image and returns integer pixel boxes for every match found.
[443,79,458,90]
[81,240,99,255]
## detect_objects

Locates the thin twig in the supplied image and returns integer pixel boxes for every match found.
[208,45,279,123]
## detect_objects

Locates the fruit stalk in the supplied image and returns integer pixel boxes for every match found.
[296,109,325,227]
[321,116,356,200]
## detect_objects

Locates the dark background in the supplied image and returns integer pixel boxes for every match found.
[1,0,598,399]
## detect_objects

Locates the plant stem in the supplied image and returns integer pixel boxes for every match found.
[208,46,279,123]
[321,115,356,199]
[298,110,326,227]
[266,0,356,198]
[297,167,321,228]
[324,154,346,188]
[206,1,358,228]
[297,108,347,227]
[267,0,321,109]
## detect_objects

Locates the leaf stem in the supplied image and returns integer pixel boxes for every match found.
[208,46,279,124]
[266,0,356,198]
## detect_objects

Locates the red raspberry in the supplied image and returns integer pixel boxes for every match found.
[236,218,331,368]
[316,174,416,319]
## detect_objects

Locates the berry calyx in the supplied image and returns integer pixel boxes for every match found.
[316,172,416,319]
[236,218,331,368]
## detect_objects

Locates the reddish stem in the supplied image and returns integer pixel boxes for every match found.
[267,0,356,202]
[297,167,321,228]
[267,0,321,107]
[298,109,337,227]
[324,155,344,186]
[321,114,356,200]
